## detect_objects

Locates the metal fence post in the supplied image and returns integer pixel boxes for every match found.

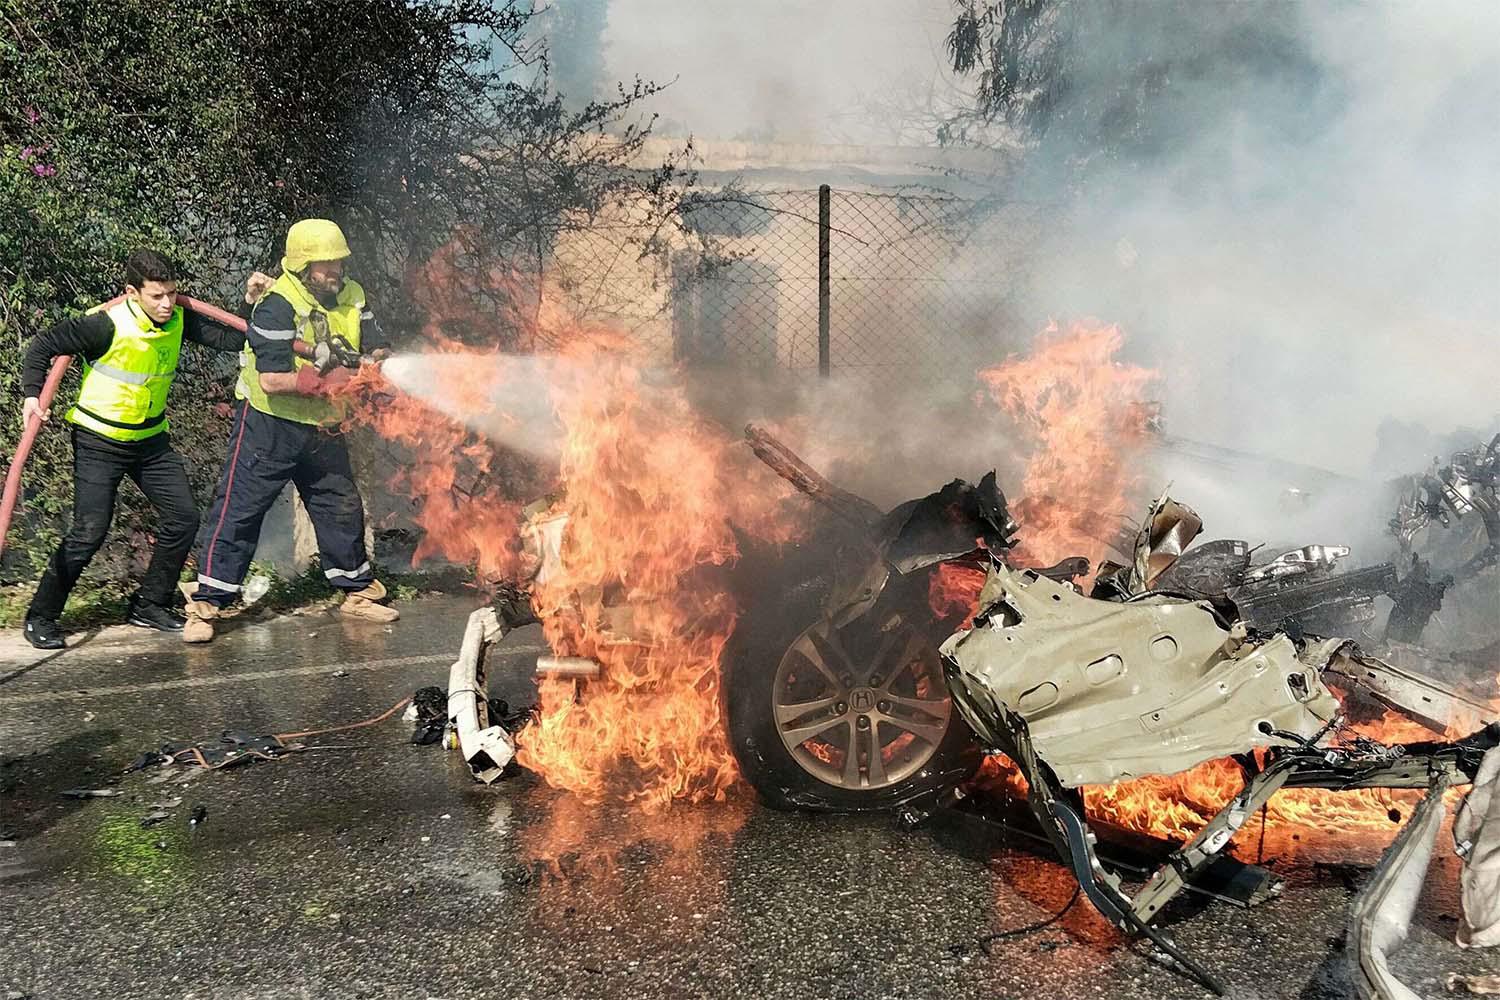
[818,184,831,378]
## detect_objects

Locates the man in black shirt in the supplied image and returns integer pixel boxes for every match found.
[19,250,249,649]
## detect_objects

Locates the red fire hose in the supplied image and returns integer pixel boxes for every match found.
[0,294,248,561]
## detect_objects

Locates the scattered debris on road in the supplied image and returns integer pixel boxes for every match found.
[1449,973,1500,995]
[406,685,448,745]
[127,732,300,772]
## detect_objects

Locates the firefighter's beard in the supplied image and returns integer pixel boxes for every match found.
[305,276,342,308]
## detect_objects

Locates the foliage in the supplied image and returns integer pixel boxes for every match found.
[943,1,1327,167]
[0,0,692,598]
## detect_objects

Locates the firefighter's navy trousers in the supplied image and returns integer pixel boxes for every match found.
[192,401,372,606]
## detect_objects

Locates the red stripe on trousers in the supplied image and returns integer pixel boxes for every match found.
[202,406,250,584]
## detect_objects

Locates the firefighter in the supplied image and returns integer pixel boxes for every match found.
[184,219,398,643]
[18,250,248,649]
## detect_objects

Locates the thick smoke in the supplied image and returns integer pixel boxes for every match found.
[552,3,1500,568]
[599,0,955,143]
[606,4,1496,536]
[1007,2,1500,549]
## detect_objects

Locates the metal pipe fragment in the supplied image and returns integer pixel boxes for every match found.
[535,655,602,680]
[447,607,515,784]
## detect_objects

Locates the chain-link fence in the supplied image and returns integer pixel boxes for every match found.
[666,186,1047,389]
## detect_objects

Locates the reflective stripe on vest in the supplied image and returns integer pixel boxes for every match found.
[66,300,182,442]
[236,272,364,427]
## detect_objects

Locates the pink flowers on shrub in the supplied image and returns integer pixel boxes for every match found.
[18,141,56,177]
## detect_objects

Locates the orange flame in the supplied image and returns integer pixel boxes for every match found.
[509,329,798,807]
[978,321,1157,570]
[929,562,988,629]
[341,267,799,807]
[341,348,538,584]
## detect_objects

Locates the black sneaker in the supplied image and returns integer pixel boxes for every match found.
[127,599,186,632]
[24,617,65,650]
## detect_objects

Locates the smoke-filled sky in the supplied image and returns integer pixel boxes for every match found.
[598,0,956,144]
[593,3,1498,475]
[1030,2,1500,484]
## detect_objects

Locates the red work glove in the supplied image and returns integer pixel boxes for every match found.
[294,365,325,396]
[294,364,356,397]
[322,366,354,392]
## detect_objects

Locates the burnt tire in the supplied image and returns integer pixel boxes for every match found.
[723,566,979,813]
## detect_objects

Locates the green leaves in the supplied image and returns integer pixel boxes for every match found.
[0,0,686,586]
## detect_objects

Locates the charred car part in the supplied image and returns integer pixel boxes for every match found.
[1392,433,1500,584]
[940,514,1496,995]
[713,426,1034,812]
[446,607,516,783]
[445,589,540,783]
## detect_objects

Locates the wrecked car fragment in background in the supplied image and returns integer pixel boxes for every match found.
[1393,433,1500,578]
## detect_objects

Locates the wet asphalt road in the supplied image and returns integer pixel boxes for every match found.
[0,596,1493,1000]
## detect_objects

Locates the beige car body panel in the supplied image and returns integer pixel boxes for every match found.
[941,563,1342,786]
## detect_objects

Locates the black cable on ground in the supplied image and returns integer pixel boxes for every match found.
[976,884,1083,957]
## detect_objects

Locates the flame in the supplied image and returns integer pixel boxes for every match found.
[950,322,1493,851]
[977,321,1157,570]
[341,349,538,583]
[968,718,1461,853]
[928,562,988,629]
[340,265,801,808]
[511,328,798,807]
[347,273,1489,850]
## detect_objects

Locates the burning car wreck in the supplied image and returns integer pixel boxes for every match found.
[730,426,1500,996]
[443,425,1499,997]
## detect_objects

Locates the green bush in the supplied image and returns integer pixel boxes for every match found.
[0,0,692,611]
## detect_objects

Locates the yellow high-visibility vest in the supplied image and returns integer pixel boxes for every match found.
[236,271,365,426]
[66,300,183,442]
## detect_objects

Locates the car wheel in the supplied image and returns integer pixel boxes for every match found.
[723,567,978,812]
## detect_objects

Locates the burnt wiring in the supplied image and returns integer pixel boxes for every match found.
[975,883,1082,957]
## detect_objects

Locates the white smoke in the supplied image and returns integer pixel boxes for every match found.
[1021,3,1499,473]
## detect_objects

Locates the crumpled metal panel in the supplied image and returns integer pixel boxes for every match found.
[940,562,1340,786]
[1134,492,1204,591]
[1458,745,1500,949]
[1093,491,1203,598]
[1348,774,1452,1000]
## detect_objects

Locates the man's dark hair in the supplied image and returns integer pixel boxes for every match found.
[124,249,177,288]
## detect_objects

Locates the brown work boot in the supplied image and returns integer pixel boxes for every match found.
[182,601,218,644]
[340,580,400,623]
